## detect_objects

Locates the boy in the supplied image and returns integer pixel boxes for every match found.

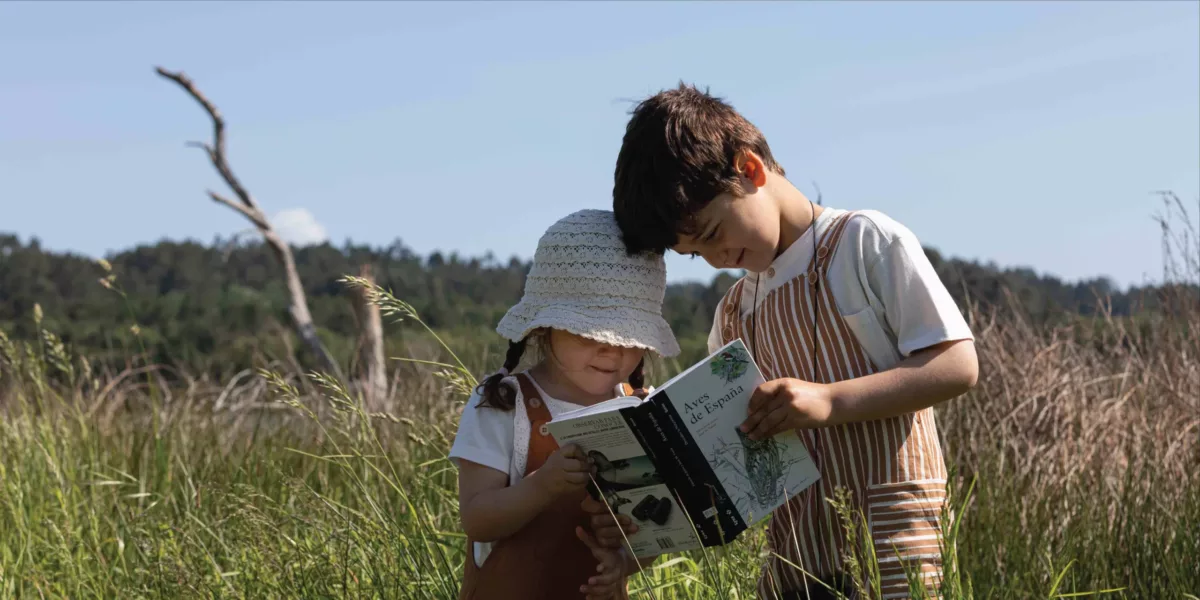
[585,84,979,599]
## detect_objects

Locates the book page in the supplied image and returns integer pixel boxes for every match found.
[545,406,702,558]
[551,395,643,420]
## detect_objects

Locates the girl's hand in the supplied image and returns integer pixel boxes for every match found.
[581,495,639,548]
[576,526,627,600]
[532,443,593,498]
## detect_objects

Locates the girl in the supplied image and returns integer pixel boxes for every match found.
[449,209,681,600]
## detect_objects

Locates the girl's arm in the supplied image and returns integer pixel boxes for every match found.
[458,461,554,542]
[459,443,592,543]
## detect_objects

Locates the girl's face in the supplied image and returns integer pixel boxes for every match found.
[543,329,645,401]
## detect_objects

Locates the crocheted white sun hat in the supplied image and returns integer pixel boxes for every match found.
[496,209,681,358]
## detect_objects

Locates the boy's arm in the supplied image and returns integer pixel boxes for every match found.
[740,339,976,439]
[742,213,977,440]
[829,338,977,423]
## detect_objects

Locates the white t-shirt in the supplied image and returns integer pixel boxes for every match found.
[448,372,637,567]
[708,207,973,371]
[449,373,589,484]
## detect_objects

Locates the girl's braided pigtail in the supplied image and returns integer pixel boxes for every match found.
[476,338,528,410]
[628,357,649,399]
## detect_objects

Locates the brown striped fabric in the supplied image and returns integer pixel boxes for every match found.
[716,212,949,600]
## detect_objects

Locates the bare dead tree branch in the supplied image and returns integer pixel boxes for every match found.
[155,66,345,382]
[351,264,387,412]
[207,191,269,229]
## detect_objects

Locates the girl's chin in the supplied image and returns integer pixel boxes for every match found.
[569,374,622,397]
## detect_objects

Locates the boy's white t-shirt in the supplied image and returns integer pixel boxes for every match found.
[708,207,973,371]
[448,373,638,568]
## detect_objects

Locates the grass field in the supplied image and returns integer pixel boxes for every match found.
[2,221,1198,599]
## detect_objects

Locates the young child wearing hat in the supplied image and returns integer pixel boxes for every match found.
[448,209,680,600]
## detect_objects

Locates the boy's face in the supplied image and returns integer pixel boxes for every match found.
[671,169,780,274]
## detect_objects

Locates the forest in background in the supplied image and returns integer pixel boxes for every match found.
[0,229,1187,380]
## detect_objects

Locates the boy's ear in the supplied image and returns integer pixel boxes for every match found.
[734,150,768,189]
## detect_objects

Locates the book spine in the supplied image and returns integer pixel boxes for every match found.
[619,403,680,490]
[646,393,747,547]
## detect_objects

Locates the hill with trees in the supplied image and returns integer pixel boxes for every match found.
[0,232,1182,378]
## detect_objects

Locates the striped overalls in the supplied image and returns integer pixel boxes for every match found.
[716,212,949,600]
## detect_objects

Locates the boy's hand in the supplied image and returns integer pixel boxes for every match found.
[581,495,638,548]
[740,378,835,440]
[533,443,593,498]
[576,526,628,600]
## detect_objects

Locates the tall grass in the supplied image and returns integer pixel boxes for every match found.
[1,201,1196,599]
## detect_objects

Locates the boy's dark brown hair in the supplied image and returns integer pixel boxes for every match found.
[612,82,786,255]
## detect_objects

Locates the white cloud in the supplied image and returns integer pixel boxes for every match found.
[273,208,329,247]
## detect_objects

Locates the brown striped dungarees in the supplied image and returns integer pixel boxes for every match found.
[716,212,949,600]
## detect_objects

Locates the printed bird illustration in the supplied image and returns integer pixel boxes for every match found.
[710,347,751,383]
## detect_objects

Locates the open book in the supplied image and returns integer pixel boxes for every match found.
[545,338,821,559]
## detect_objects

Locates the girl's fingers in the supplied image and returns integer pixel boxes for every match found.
[565,471,591,485]
[562,458,591,473]
[588,569,620,585]
[581,495,605,514]
[575,526,603,553]
[591,512,632,527]
[595,525,630,547]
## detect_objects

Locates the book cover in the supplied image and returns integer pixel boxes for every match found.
[655,339,821,531]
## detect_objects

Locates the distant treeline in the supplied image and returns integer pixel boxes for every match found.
[0,232,1184,377]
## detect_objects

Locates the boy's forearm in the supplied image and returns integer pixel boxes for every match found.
[827,339,978,425]
[461,472,554,543]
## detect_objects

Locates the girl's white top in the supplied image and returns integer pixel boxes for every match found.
[449,371,643,568]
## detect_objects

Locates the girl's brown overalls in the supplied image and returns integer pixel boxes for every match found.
[458,373,634,600]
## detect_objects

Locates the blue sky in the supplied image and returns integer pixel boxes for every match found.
[1,1,1197,287]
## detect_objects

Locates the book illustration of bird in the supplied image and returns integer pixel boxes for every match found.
[710,346,751,384]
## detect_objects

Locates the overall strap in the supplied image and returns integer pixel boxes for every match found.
[514,373,551,423]
[515,372,563,478]
[809,210,859,279]
[718,278,748,347]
